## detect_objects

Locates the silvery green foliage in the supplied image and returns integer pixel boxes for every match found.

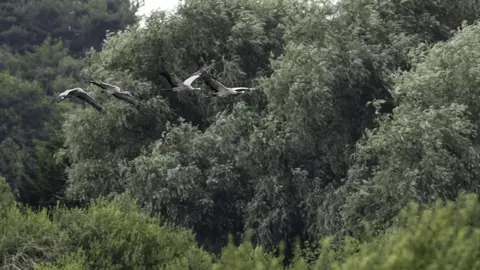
[59,69,173,200]
[59,0,480,252]
[338,22,480,237]
[60,0,294,249]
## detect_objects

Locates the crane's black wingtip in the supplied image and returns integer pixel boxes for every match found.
[90,81,108,90]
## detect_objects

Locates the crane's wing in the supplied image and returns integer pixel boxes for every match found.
[183,75,201,88]
[89,80,107,89]
[59,88,78,95]
[113,92,140,107]
[231,87,255,91]
[90,81,121,91]
[74,90,104,114]
[159,71,181,87]
[170,74,185,86]
[182,68,204,87]
[200,75,230,93]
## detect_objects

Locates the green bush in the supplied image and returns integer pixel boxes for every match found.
[0,176,16,212]
[0,181,63,269]
[34,250,88,270]
[331,193,480,270]
[44,194,213,269]
[212,193,480,270]
[2,185,480,269]
[0,183,212,269]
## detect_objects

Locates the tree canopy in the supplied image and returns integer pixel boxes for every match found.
[3,0,480,268]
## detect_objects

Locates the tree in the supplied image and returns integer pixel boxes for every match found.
[0,72,66,205]
[0,184,212,269]
[0,0,138,56]
[329,21,480,238]
[1,37,86,96]
[0,0,140,208]
[58,0,480,255]
[212,193,480,270]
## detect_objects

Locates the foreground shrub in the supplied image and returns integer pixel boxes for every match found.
[0,183,211,270]
[213,193,480,270]
[6,185,480,269]
[0,176,63,269]
[46,193,213,269]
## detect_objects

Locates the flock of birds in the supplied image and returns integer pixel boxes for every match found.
[50,67,257,113]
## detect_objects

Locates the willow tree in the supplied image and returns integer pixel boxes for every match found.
[59,0,293,251]
[336,21,480,238]
[59,0,480,255]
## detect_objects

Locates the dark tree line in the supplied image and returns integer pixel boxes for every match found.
[0,0,138,207]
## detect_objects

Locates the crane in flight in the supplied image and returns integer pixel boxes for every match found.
[89,80,140,108]
[50,88,104,114]
[159,68,204,92]
[200,73,256,97]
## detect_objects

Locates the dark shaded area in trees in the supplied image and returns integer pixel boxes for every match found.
[0,0,138,208]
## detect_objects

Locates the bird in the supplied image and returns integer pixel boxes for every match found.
[89,80,140,107]
[158,68,204,92]
[200,73,256,98]
[50,88,104,114]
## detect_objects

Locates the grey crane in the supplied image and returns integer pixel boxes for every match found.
[89,80,140,107]
[159,68,204,92]
[200,73,256,98]
[50,88,104,113]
